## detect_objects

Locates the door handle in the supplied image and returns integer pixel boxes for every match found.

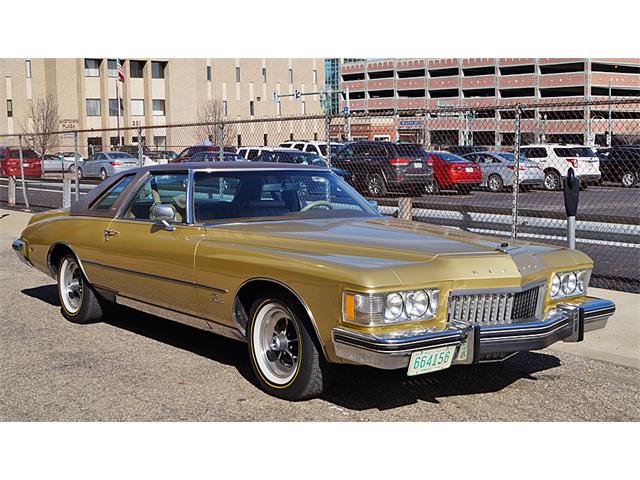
[103,229,119,241]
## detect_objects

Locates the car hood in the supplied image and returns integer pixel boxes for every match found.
[206,216,589,287]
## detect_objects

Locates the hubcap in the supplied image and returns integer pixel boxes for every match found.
[622,173,635,187]
[253,303,300,385]
[59,257,83,314]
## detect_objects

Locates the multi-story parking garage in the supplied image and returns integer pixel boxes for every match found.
[339,58,640,146]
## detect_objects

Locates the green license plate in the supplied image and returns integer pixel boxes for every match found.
[407,345,456,376]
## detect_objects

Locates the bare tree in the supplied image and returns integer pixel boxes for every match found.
[196,99,236,146]
[22,94,60,156]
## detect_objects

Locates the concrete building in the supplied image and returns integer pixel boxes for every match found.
[0,58,325,155]
[339,58,640,146]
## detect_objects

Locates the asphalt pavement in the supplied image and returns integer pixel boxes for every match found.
[1,208,638,421]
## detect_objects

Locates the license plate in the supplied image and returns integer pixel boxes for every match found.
[24,163,30,167]
[413,162,422,168]
[407,345,456,376]
[465,167,473,172]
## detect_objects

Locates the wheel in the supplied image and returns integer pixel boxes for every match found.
[543,170,561,191]
[366,173,387,197]
[67,164,75,174]
[77,168,84,180]
[99,168,107,181]
[425,179,440,194]
[487,174,504,193]
[247,293,334,400]
[57,254,103,324]
[621,172,637,188]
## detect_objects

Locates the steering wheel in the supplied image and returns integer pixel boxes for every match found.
[300,200,334,212]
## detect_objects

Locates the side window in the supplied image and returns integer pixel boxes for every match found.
[522,147,547,159]
[293,143,305,151]
[124,173,189,223]
[247,149,259,160]
[90,175,135,211]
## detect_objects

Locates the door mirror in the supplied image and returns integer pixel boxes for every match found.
[150,203,176,231]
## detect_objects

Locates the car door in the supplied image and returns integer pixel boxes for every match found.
[99,171,203,316]
[83,154,98,177]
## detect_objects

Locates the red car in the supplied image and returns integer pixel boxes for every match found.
[0,148,42,177]
[425,150,482,194]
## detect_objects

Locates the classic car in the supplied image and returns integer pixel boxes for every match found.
[12,162,615,400]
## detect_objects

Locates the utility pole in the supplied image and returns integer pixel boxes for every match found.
[607,80,613,147]
[511,107,522,240]
[343,86,351,142]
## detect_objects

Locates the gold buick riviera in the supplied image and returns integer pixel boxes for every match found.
[13,163,616,400]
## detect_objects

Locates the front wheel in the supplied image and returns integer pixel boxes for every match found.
[67,164,75,174]
[487,174,504,193]
[366,173,387,197]
[247,295,333,400]
[621,172,637,188]
[99,168,107,181]
[58,254,104,324]
[425,179,440,194]
[77,168,84,180]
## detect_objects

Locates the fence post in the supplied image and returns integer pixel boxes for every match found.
[325,113,332,167]
[8,175,16,206]
[398,197,413,221]
[137,127,144,167]
[511,106,522,240]
[18,135,30,211]
[62,177,71,208]
[219,123,225,162]
[73,131,79,201]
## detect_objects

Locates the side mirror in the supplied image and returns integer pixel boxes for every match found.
[367,199,379,211]
[150,203,176,231]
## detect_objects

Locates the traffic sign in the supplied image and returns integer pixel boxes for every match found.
[272,91,279,103]
[343,106,349,114]
[294,89,301,100]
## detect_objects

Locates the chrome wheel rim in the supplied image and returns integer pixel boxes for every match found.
[59,257,83,314]
[544,173,558,190]
[622,173,635,187]
[252,303,300,385]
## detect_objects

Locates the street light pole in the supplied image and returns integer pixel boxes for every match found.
[607,80,612,147]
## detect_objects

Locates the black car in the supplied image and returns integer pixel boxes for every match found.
[597,145,640,187]
[443,145,488,157]
[172,145,237,163]
[331,141,433,197]
[182,151,246,163]
[252,149,353,182]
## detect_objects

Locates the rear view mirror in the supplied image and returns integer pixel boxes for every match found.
[150,203,176,231]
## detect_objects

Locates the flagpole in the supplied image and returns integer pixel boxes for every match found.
[116,60,122,147]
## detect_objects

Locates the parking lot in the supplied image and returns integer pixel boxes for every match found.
[1,208,638,421]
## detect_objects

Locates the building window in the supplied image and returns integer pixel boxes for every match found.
[289,68,293,84]
[108,98,123,116]
[223,100,228,116]
[277,101,281,116]
[7,99,13,118]
[313,69,317,84]
[263,133,268,146]
[207,65,211,81]
[87,137,102,155]
[237,134,242,146]
[107,59,118,77]
[110,136,124,147]
[235,67,240,82]
[131,99,145,116]
[152,99,166,116]
[84,59,101,77]
[154,136,166,148]
[151,61,166,79]
[249,100,255,116]
[262,67,267,83]
[86,98,101,116]
[129,61,145,78]
[25,60,31,78]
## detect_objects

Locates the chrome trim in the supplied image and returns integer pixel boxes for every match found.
[449,279,546,297]
[187,168,194,224]
[82,259,228,293]
[12,239,32,267]
[46,242,93,282]
[115,294,245,342]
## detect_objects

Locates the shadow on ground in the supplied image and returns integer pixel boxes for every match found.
[22,284,562,411]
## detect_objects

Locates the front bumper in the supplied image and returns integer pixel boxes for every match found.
[12,239,32,267]
[332,297,615,370]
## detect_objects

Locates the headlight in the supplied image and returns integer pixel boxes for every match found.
[550,269,590,299]
[344,289,439,326]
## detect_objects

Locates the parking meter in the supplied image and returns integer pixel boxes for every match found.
[563,167,579,249]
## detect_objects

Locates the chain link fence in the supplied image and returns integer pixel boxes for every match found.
[1,98,638,292]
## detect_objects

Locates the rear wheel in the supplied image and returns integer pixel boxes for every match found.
[77,168,84,180]
[247,294,333,401]
[366,173,387,197]
[425,179,440,194]
[99,168,107,181]
[57,254,103,324]
[487,174,504,193]
[543,170,561,191]
[621,172,637,188]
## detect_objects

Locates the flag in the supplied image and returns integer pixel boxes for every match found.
[117,59,125,82]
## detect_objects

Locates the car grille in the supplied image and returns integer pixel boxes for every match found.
[447,285,541,326]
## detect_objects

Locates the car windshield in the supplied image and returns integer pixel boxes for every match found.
[436,152,467,162]
[494,152,528,162]
[193,169,379,223]
[108,152,135,159]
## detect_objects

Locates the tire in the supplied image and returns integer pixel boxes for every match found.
[99,168,107,181]
[366,173,387,197]
[67,164,75,174]
[621,171,637,188]
[77,168,84,180]
[57,254,103,324]
[543,170,561,191]
[247,293,334,401]
[425,179,440,194]
[487,174,504,193]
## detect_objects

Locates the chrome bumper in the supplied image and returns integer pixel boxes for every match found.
[12,239,32,267]
[332,297,615,370]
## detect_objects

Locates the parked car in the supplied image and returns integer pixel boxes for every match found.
[443,145,488,157]
[115,145,166,166]
[54,151,85,169]
[423,151,482,194]
[181,151,246,163]
[252,149,353,182]
[155,150,178,162]
[0,148,42,177]
[171,145,236,163]
[519,144,601,191]
[278,140,345,159]
[77,152,139,180]
[596,145,640,187]
[13,162,615,400]
[237,146,275,160]
[42,154,81,173]
[331,141,434,196]
[462,151,544,192]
